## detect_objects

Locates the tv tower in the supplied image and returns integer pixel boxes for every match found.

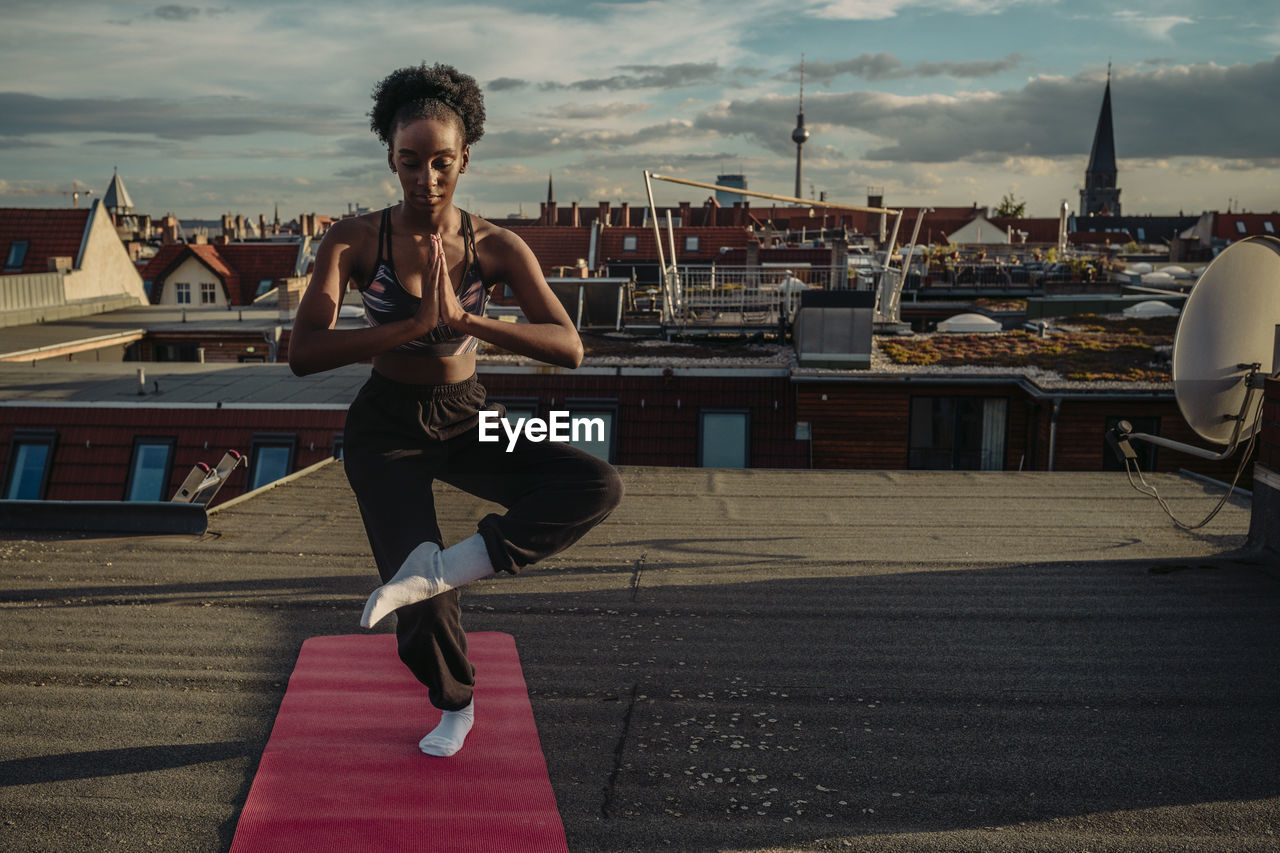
[792,54,810,199]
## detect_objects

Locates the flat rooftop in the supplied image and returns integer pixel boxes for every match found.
[1,464,1275,851]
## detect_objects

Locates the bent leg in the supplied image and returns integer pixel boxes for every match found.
[440,434,624,575]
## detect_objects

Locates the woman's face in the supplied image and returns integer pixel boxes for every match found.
[388,116,469,213]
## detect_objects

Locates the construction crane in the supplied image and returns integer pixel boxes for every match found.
[29,182,94,208]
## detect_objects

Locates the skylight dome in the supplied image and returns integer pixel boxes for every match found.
[937,313,1002,333]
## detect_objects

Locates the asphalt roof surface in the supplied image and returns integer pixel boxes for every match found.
[1,463,1277,852]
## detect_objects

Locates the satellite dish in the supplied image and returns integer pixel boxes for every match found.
[1172,235,1280,444]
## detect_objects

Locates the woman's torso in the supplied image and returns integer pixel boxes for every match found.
[351,205,491,384]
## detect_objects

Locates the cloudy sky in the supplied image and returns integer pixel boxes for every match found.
[1,0,1276,221]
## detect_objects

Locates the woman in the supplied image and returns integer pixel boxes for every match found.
[288,63,623,758]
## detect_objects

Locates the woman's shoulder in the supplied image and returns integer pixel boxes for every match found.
[322,208,383,247]
[468,212,531,260]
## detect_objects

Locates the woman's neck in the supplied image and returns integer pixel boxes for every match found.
[395,201,458,235]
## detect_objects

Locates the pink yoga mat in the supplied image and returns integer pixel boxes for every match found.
[229,632,568,853]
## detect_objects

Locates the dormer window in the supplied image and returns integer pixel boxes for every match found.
[1235,221,1247,235]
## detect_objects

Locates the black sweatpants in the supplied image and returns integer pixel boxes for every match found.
[343,370,624,711]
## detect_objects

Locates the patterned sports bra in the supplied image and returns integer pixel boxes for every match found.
[359,207,490,356]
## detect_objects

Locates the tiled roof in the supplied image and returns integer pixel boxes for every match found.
[1214,213,1280,241]
[215,243,300,303]
[0,207,90,275]
[139,242,299,305]
[505,226,593,274]
[598,226,751,262]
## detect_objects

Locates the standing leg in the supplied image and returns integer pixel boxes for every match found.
[344,441,476,713]
[345,451,476,712]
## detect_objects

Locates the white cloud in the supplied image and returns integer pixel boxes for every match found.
[807,0,1046,20]
[1112,11,1193,42]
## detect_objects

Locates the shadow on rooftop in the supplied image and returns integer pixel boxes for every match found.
[0,742,253,787]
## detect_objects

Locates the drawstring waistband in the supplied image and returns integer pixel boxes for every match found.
[368,369,480,401]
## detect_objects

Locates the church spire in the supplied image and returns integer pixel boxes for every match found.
[1080,70,1120,217]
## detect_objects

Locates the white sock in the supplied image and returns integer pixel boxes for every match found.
[360,534,495,629]
[419,701,474,757]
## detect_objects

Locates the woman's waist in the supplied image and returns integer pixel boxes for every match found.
[371,350,478,387]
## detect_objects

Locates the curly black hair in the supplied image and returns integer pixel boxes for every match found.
[369,63,486,148]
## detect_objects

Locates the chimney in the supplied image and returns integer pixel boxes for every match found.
[868,192,883,210]
[678,201,691,226]
[571,201,580,228]
[539,202,546,225]
[259,214,267,238]
[732,202,743,228]
[598,201,610,226]
[746,239,760,268]
[620,202,631,227]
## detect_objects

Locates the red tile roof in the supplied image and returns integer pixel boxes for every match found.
[216,244,300,302]
[990,218,1064,244]
[139,242,299,305]
[0,208,91,275]
[598,226,752,262]
[1213,213,1280,241]
[505,226,593,275]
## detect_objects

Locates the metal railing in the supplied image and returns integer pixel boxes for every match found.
[663,265,853,331]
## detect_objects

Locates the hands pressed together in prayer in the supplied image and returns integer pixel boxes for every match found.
[413,233,468,336]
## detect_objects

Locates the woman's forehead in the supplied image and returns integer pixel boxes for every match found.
[392,115,464,152]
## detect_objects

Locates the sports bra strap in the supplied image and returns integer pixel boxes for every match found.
[460,210,488,291]
[381,208,394,271]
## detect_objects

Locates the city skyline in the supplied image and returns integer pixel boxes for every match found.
[1,0,1277,222]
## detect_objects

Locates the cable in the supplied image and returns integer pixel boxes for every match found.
[1123,397,1264,531]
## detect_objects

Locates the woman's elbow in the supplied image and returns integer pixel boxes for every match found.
[561,335,584,369]
[286,338,318,376]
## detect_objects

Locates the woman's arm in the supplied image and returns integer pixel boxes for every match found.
[437,227,583,369]
[287,219,441,376]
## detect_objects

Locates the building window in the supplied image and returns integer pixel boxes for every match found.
[908,396,1007,470]
[248,434,297,490]
[1136,228,1145,241]
[1103,416,1159,471]
[153,342,200,362]
[5,240,29,272]
[564,399,617,463]
[622,235,638,252]
[200,282,218,304]
[699,410,750,468]
[1236,221,1247,235]
[685,236,700,252]
[255,278,276,298]
[1266,221,1275,234]
[332,434,344,461]
[125,437,176,501]
[175,282,191,304]
[4,430,57,500]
